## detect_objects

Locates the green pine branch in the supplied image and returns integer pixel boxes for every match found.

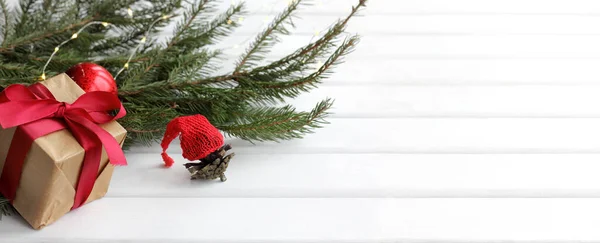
[0,0,10,47]
[239,36,359,104]
[233,0,303,73]
[166,0,213,48]
[0,0,366,217]
[122,0,210,87]
[0,63,38,84]
[0,0,367,146]
[1,17,93,53]
[0,194,15,220]
[91,0,181,54]
[119,105,178,145]
[119,1,241,88]
[251,0,366,76]
[219,98,333,141]
[193,3,245,47]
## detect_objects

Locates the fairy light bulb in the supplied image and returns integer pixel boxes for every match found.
[54,47,59,53]
[141,36,147,43]
[40,73,46,80]
[227,19,233,25]
[124,63,129,69]
[102,22,109,27]
[127,8,133,17]
[71,33,78,39]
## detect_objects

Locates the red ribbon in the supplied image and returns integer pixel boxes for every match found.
[0,83,127,210]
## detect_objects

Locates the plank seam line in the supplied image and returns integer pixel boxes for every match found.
[245,12,600,16]
[326,115,600,119]
[8,239,598,243]
[316,82,600,87]
[125,151,600,155]
[102,195,600,199]
[101,195,600,199]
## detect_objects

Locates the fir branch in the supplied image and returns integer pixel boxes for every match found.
[0,16,94,52]
[166,0,212,48]
[118,72,244,95]
[118,2,243,88]
[0,195,15,220]
[0,0,10,46]
[164,50,220,82]
[120,105,177,146]
[41,0,75,24]
[53,2,81,28]
[185,3,244,48]
[0,0,365,145]
[118,0,221,86]
[13,0,36,35]
[252,0,366,74]
[219,99,332,141]
[243,36,337,83]
[242,36,359,102]
[0,63,39,84]
[233,0,303,73]
[90,0,180,54]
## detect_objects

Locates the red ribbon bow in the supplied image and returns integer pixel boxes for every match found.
[0,83,127,209]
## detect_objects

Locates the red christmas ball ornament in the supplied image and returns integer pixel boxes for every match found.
[65,63,117,95]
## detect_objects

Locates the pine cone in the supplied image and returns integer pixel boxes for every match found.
[183,144,234,182]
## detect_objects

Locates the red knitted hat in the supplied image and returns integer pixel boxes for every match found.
[160,115,224,167]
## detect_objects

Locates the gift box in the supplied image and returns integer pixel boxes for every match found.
[0,74,127,229]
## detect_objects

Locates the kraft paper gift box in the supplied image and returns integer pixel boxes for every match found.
[0,74,126,229]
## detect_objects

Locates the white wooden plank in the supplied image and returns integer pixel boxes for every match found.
[215,58,600,84]
[210,0,362,15]
[289,85,600,117]
[109,153,600,198]
[367,0,600,14]
[314,59,600,84]
[3,198,600,242]
[129,118,600,154]
[216,35,600,58]
[205,36,600,78]
[215,0,600,15]
[198,15,600,35]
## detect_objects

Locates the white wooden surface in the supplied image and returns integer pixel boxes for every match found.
[4,0,600,242]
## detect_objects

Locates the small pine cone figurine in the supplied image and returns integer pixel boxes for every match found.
[160,115,234,181]
[184,144,234,182]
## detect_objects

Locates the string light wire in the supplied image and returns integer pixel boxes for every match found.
[40,8,170,81]
[225,0,278,50]
[114,14,171,79]
[40,0,322,81]
[41,21,111,80]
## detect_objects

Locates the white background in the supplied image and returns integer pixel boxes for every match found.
[4,0,600,242]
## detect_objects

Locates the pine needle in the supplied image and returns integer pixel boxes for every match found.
[0,194,15,220]
[0,0,367,145]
